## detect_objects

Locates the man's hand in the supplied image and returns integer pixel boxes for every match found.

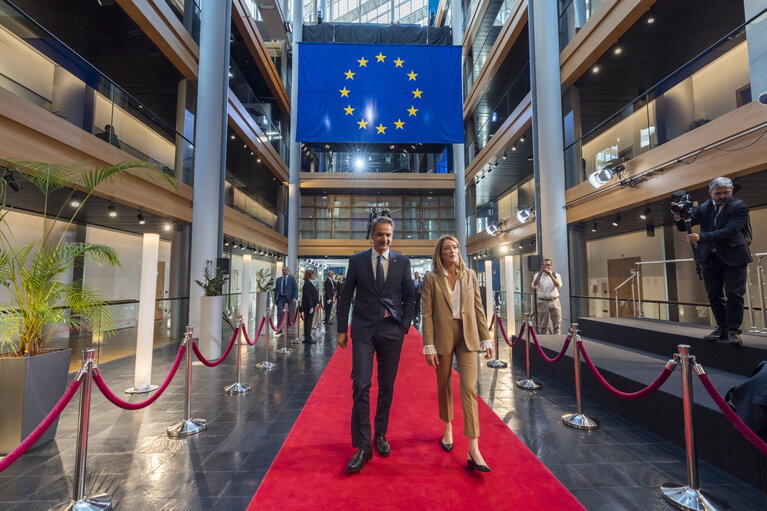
[337,332,348,348]
[425,353,439,367]
[687,233,700,243]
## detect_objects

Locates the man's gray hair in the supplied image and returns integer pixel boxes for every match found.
[709,177,733,190]
[370,215,394,233]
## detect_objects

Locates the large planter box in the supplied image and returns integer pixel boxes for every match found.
[199,295,224,360]
[0,348,72,454]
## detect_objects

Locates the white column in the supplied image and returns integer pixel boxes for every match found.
[452,0,467,258]
[240,254,252,328]
[745,1,767,100]
[529,0,571,325]
[484,260,493,324]
[504,255,516,331]
[287,0,303,272]
[132,234,160,393]
[188,1,231,332]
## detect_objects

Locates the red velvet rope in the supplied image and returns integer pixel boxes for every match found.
[288,307,300,327]
[268,310,287,332]
[530,328,572,364]
[578,342,674,400]
[242,316,266,346]
[93,345,186,410]
[191,328,239,367]
[0,379,82,473]
[497,317,524,347]
[697,373,767,456]
[488,314,495,331]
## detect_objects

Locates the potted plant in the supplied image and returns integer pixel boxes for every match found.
[194,260,229,359]
[0,159,174,454]
[255,268,274,337]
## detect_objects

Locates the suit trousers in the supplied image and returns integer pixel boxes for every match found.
[537,298,562,334]
[351,319,405,448]
[702,256,747,333]
[303,310,314,342]
[324,300,333,323]
[435,319,480,438]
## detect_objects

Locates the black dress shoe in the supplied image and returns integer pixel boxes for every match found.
[467,452,491,473]
[373,434,390,457]
[728,331,743,345]
[703,328,727,341]
[346,448,373,473]
[440,440,453,452]
[304,339,316,344]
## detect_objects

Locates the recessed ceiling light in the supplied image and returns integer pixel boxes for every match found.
[520,137,525,142]
[230,135,235,139]
[614,47,622,55]
[647,16,655,24]
[592,65,600,74]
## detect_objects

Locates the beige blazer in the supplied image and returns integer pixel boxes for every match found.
[421,269,491,355]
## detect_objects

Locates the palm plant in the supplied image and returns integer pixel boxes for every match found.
[256,268,274,292]
[0,159,175,357]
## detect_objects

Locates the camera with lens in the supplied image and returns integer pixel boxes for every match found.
[670,190,694,219]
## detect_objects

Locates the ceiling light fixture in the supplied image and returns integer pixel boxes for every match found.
[612,213,622,227]
[591,221,598,232]
[640,206,651,220]
[163,221,172,231]
[137,211,146,225]
[70,193,81,208]
[107,202,117,217]
[592,65,600,74]
[517,205,535,223]
[647,16,655,24]
[614,47,622,55]
[486,220,504,236]
[502,153,507,159]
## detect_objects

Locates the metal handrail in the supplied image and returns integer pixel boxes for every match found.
[756,253,767,334]
[614,272,637,318]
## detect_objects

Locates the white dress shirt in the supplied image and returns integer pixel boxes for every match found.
[532,272,561,299]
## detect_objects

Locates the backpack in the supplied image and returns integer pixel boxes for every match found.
[726,361,767,437]
[725,200,752,245]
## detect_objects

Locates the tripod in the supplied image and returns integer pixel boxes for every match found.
[684,218,704,280]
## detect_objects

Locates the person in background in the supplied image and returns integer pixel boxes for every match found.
[532,258,562,334]
[413,272,423,320]
[323,270,335,324]
[421,235,493,472]
[301,269,319,344]
[274,266,298,333]
[96,124,121,149]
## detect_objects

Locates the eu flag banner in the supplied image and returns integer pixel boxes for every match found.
[296,43,464,144]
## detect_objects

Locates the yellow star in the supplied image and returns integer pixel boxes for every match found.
[376,124,387,134]
[412,88,422,99]
[344,105,355,116]
[376,52,386,62]
[394,119,405,129]
[339,87,350,97]
[407,106,418,116]
[407,70,418,81]
[345,69,355,80]
[357,118,368,129]
[394,57,404,68]
[357,56,368,67]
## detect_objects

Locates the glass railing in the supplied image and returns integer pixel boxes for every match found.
[465,62,530,164]
[467,200,499,237]
[463,0,479,31]
[0,0,195,184]
[302,145,453,173]
[464,0,520,97]
[226,180,282,231]
[558,0,605,50]
[564,11,762,188]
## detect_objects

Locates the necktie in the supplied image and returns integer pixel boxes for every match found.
[376,255,385,292]
[281,278,285,295]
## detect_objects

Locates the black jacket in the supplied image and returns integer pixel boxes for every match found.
[675,198,752,267]
[337,249,416,342]
[301,281,319,313]
[324,277,335,304]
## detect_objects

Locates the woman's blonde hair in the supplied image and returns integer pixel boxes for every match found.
[432,235,466,278]
[303,269,315,281]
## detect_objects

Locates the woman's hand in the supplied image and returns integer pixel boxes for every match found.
[484,347,493,359]
[425,353,439,367]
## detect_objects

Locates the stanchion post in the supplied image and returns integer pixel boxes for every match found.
[661,345,729,511]
[167,326,207,437]
[257,312,275,371]
[516,313,542,390]
[291,302,303,344]
[562,324,599,430]
[746,267,757,333]
[225,316,252,394]
[277,305,292,354]
[56,349,112,511]
[487,305,507,369]
[758,257,767,334]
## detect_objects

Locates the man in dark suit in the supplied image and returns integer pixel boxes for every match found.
[337,216,416,473]
[413,272,423,320]
[274,266,298,333]
[323,270,335,324]
[674,177,752,345]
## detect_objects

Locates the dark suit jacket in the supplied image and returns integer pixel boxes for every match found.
[324,277,335,304]
[337,249,416,342]
[301,281,319,313]
[675,198,752,267]
[274,275,298,303]
[335,280,344,297]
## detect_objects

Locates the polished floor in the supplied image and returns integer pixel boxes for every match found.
[1,317,765,510]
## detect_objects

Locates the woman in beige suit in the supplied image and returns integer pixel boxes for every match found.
[422,235,493,472]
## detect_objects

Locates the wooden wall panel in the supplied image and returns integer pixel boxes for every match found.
[224,207,288,252]
[466,219,535,253]
[299,172,456,190]
[117,0,199,78]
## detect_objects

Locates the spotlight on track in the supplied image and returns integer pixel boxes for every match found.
[640,207,651,220]
[591,221,598,232]
[612,213,622,227]
[107,201,117,217]
[70,192,81,208]
[759,92,767,106]
[517,205,535,223]
[588,162,624,188]
[137,211,146,225]
[486,220,503,236]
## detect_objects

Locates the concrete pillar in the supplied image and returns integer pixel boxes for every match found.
[745,1,767,100]
[188,1,232,332]
[504,255,515,331]
[529,0,571,325]
[452,0,467,259]
[240,254,252,328]
[484,260,493,325]
[287,0,303,273]
[132,234,160,392]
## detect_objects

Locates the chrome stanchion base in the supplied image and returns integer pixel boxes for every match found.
[256,361,275,371]
[516,379,542,390]
[56,494,113,510]
[660,484,730,511]
[124,384,159,395]
[562,413,600,430]
[276,347,293,354]
[167,418,207,438]
[487,359,508,369]
[291,337,303,345]
[224,382,252,394]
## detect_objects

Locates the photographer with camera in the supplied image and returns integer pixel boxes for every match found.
[532,258,562,334]
[673,177,752,345]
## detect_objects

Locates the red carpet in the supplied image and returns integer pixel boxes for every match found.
[247,330,586,510]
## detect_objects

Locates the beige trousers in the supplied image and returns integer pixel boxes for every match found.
[537,297,562,334]
[435,319,480,438]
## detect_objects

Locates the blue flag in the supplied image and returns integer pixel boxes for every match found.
[296,43,464,144]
